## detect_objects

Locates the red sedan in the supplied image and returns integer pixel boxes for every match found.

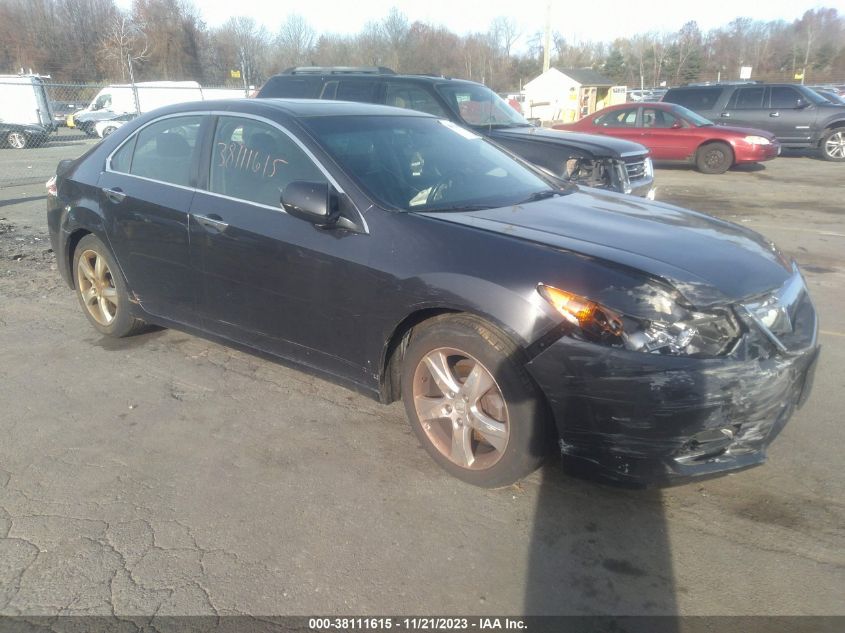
[554,102,780,174]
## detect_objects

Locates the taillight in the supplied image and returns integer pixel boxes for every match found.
[46,175,57,196]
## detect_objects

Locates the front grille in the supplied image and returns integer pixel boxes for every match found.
[625,160,646,180]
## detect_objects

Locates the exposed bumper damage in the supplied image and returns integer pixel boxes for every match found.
[526,316,820,486]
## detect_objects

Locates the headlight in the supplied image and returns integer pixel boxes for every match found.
[744,135,771,145]
[538,284,741,357]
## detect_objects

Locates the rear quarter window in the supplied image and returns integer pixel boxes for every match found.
[664,87,722,111]
[258,77,322,98]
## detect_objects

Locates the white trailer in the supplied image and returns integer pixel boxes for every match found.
[0,75,55,149]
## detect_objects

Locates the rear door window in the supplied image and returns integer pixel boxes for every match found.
[336,80,379,103]
[119,115,202,187]
[728,87,765,109]
[595,108,638,127]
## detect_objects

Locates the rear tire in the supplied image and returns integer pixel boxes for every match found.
[72,234,147,338]
[696,142,733,174]
[820,128,845,162]
[400,314,553,487]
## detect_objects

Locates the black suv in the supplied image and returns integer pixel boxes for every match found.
[662,83,845,161]
[257,67,655,197]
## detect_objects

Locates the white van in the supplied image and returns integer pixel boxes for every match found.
[0,75,55,149]
[70,81,246,136]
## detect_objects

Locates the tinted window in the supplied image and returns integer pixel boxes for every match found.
[258,77,321,98]
[384,82,448,117]
[730,87,765,109]
[770,87,803,109]
[209,116,326,207]
[663,87,722,111]
[128,116,202,186]
[595,108,638,127]
[336,80,378,102]
[302,115,554,211]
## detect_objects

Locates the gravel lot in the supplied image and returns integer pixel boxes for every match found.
[0,136,843,620]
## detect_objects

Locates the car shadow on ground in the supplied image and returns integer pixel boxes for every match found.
[523,465,678,623]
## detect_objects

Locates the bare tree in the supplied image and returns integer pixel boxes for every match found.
[100,14,148,82]
[273,13,316,69]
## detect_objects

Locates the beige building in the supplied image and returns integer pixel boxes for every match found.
[522,68,626,124]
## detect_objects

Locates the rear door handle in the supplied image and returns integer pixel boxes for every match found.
[102,187,126,204]
[194,213,229,233]
[770,111,780,117]
[719,112,731,117]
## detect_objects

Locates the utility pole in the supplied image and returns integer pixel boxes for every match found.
[542,0,551,73]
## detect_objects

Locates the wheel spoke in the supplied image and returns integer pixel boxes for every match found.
[94,255,106,283]
[414,395,450,421]
[98,296,113,323]
[83,286,98,306]
[101,287,117,301]
[468,408,507,453]
[79,257,96,283]
[423,350,461,396]
[461,363,495,404]
[450,424,474,467]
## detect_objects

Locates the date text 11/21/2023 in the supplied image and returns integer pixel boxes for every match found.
[308,617,527,630]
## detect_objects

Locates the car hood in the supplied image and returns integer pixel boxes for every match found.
[486,126,649,159]
[704,124,778,140]
[417,190,792,306]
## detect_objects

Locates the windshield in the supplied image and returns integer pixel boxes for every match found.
[799,86,830,105]
[436,83,530,128]
[670,104,714,127]
[302,115,559,212]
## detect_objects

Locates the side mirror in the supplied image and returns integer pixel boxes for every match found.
[281,181,334,224]
[796,99,809,109]
[671,120,683,129]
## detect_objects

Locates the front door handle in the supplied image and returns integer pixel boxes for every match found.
[102,187,126,204]
[194,213,229,233]
[720,112,731,118]
[770,111,780,117]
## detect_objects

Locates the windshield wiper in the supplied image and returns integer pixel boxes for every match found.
[518,189,564,204]
[418,203,495,213]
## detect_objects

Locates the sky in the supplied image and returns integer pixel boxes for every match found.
[117,0,845,45]
[119,0,845,45]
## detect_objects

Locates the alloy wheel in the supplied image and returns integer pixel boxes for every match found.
[76,249,118,326]
[8,132,26,149]
[824,131,845,159]
[412,347,509,470]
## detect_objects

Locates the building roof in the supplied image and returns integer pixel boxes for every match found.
[557,68,614,87]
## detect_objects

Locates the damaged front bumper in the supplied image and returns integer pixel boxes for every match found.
[526,330,820,486]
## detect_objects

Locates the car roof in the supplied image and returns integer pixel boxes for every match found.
[155,98,439,120]
[265,71,480,88]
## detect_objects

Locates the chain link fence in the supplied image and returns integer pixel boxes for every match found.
[0,80,248,187]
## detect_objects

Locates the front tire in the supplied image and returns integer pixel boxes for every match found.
[820,128,845,162]
[401,314,553,487]
[73,234,146,337]
[696,142,733,174]
[7,131,28,149]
